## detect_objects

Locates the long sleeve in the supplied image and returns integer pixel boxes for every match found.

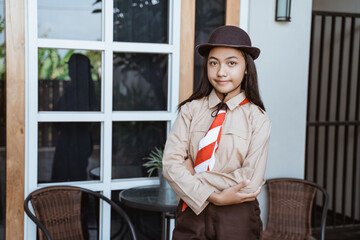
[197,114,271,193]
[162,103,217,215]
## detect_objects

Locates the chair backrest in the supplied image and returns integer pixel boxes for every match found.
[24,186,137,240]
[265,178,328,240]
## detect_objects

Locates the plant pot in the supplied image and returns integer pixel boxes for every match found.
[158,168,172,189]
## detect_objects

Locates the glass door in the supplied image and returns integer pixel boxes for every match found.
[26,0,180,238]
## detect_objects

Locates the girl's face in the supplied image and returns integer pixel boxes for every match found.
[207,47,247,101]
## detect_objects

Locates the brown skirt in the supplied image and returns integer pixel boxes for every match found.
[173,200,262,240]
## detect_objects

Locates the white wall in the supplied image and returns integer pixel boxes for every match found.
[247,0,313,224]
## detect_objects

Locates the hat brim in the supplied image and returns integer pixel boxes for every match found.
[196,43,260,60]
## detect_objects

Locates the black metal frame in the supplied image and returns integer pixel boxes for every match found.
[24,186,137,240]
[275,0,292,22]
[306,10,360,231]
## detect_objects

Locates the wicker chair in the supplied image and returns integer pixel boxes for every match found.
[24,186,137,240]
[263,178,328,240]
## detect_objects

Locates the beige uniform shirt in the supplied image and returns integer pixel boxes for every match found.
[162,89,271,215]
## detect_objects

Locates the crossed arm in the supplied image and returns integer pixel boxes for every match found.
[183,159,261,205]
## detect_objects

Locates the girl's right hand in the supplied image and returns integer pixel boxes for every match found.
[207,180,261,205]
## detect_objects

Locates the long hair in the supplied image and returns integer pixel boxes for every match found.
[178,50,265,111]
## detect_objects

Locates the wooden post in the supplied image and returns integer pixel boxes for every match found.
[179,0,196,103]
[226,0,241,26]
[5,0,25,239]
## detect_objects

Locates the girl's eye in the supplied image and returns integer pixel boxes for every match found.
[228,61,236,66]
[209,61,218,66]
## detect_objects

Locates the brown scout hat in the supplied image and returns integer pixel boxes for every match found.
[196,25,260,60]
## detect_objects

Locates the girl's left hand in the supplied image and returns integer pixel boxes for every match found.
[207,180,261,205]
[183,158,195,175]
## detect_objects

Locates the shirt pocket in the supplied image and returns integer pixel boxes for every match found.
[220,127,250,167]
[222,127,250,140]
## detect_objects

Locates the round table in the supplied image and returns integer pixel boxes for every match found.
[119,185,178,240]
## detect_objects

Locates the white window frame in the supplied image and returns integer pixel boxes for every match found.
[25,0,181,238]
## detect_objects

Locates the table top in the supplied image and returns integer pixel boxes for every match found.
[119,185,178,213]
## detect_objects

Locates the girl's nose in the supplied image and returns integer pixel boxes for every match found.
[217,64,227,77]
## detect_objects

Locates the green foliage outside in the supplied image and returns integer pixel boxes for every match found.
[0,14,6,147]
[0,15,5,81]
[38,48,101,81]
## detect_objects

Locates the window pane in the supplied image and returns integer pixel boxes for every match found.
[0,0,5,237]
[113,0,168,43]
[112,121,166,179]
[82,193,100,240]
[38,49,102,111]
[111,190,161,239]
[38,122,101,183]
[113,53,168,111]
[38,0,102,41]
[194,0,225,89]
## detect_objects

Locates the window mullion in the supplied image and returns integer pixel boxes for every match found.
[26,0,40,238]
[170,0,181,121]
[101,0,114,239]
[37,39,105,51]
[112,42,173,53]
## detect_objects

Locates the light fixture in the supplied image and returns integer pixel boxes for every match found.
[275,0,291,22]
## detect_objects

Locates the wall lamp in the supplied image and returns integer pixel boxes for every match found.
[275,0,291,22]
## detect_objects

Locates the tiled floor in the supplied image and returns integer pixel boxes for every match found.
[326,231,360,240]
[0,221,4,239]
[313,230,360,240]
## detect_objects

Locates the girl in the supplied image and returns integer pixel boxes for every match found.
[163,25,271,239]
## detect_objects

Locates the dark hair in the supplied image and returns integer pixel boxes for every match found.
[178,50,265,111]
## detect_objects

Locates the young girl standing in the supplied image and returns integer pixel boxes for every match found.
[163,25,271,239]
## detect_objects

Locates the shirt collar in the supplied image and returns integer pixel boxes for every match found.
[208,89,247,111]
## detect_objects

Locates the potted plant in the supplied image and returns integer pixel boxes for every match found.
[143,147,171,189]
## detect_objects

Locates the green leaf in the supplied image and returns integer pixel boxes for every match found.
[142,147,164,177]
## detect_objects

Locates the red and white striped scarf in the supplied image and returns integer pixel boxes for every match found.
[182,97,249,211]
